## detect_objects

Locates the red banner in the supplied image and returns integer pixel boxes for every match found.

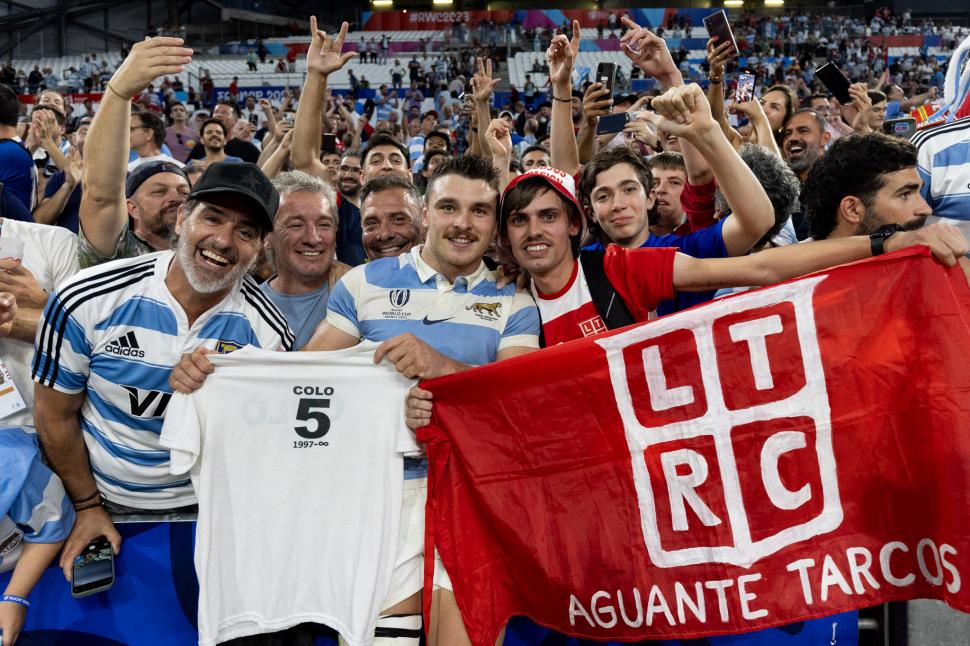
[419,249,970,645]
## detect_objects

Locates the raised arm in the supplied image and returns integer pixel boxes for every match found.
[291,18,354,180]
[705,38,742,154]
[548,21,581,176]
[649,84,774,257]
[674,223,969,292]
[483,118,513,192]
[471,57,499,162]
[79,38,191,256]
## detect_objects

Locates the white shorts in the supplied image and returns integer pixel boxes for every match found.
[382,477,452,611]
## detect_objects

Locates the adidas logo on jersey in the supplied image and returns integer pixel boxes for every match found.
[105,331,146,358]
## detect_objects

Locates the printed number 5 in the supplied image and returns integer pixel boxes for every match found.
[295,398,330,439]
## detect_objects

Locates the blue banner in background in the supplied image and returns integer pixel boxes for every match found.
[2,521,858,645]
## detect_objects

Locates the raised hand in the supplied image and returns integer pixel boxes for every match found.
[547,20,580,88]
[646,83,716,139]
[582,82,613,125]
[619,16,681,87]
[471,57,499,104]
[706,37,736,79]
[306,17,355,77]
[484,118,513,160]
[109,37,192,100]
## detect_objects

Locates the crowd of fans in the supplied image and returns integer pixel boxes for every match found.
[1,7,969,646]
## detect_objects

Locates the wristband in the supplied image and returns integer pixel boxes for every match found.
[74,500,104,512]
[869,223,900,256]
[72,490,101,505]
[708,76,723,84]
[552,95,572,103]
[105,82,132,101]
[1,595,30,608]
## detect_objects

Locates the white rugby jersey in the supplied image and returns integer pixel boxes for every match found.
[32,251,293,510]
[159,344,418,646]
[0,218,79,429]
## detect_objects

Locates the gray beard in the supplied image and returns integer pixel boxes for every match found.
[786,147,822,175]
[176,235,257,295]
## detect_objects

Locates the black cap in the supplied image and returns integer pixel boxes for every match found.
[188,162,279,232]
[125,160,188,198]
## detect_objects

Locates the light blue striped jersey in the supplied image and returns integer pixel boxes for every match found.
[326,245,540,367]
[0,428,75,573]
[914,117,970,242]
[32,251,294,510]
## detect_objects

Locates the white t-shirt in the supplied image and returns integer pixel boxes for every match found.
[0,218,78,428]
[160,343,418,646]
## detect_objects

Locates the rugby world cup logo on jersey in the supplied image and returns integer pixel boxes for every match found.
[389,289,411,308]
[105,331,145,358]
[595,275,842,569]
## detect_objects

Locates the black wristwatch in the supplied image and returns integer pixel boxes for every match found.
[870,223,901,256]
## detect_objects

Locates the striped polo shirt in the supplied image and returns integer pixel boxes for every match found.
[32,251,293,510]
[326,245,540,368]
[914,117,970,242]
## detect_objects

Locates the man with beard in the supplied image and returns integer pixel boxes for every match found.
[803,133,935,242]
[359,174,422,260]
[186,101,260,164]
[79,37,193,269]
[782,108,830,239]
[197,119,243,166]
[34,160,293,584]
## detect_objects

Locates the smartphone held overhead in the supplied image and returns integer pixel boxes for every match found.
[703,10,739,56]
[815,62,853,105]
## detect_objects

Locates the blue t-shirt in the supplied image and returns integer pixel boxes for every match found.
[42,170,81,233]
[0,139,35,211]
[583,218,729,316]
[258,281,329,351]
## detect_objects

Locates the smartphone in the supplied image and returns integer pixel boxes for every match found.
[71,536,115,598]
[322,132,337,153]
[248,113,259,125]
[596,111,640,135]
[882,117,917,140]
[736,72,756,104]
[815,62,853,105]
[595,63,618,102]
[703,10,739,56]
[281,111,295,126]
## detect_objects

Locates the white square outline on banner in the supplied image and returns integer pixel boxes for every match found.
[595,275,843,569]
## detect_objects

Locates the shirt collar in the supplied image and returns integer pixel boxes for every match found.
[408,244,490,289]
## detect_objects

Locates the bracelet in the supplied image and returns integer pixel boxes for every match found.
[72,490,101,505]
[74,500,104,512]
[552,95,572,103]
[1,595,30,608]
[708,77,723,84]
[105,82,132,101]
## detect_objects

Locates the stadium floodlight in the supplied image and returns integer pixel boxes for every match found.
[432,0,454,5]
[372,0,393,6]
[724,0,744,6]
[764,0,784,6]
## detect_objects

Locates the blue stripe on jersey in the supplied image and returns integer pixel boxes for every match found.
[360,319,499,366]
[196,311,261,348]
[89,355,173,393]
[364,256,431,290]
[932,141,970,168]
[81,417,171,467]
[86,389,165,435]
[91,463,190,492]
[61,309,92,357]
[32,351,87,391]
[328,278,359,329]
[93,296,179,335]
[469,281,509,298]
[932,192,970,219]
[504,304,541,339]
